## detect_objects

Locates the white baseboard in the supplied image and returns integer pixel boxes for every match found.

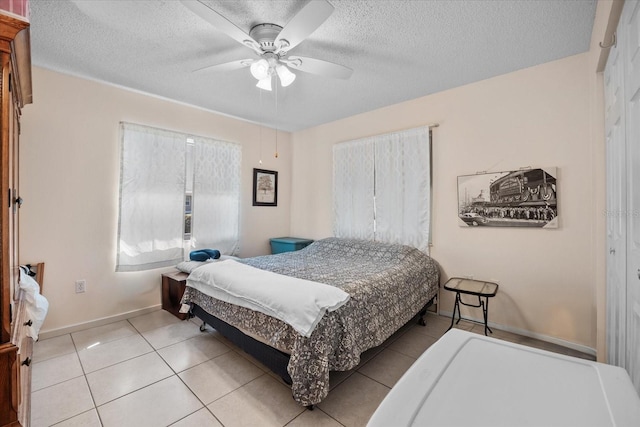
[439,310,596,357]
[37,304,162,341]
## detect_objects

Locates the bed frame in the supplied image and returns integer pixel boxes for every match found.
[190,303,294,384]
[189,297,434,389]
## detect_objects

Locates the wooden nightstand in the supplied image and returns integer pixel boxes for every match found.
[161,270,189,320]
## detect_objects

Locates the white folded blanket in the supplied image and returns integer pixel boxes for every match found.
[186,259,350,337]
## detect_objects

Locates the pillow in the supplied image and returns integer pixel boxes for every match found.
[189,249,221,261]
[177,255,238,273]
[176,260,207,274]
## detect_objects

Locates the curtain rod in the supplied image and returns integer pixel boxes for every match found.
[428,123,440,129]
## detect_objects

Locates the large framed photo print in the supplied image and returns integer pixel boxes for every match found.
[457,167,558,228]
[253,168,278,207]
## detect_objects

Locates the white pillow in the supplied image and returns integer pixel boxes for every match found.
[176,255,239,273]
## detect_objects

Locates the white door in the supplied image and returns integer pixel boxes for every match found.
[604,34,627,369]
[623,0,640,394]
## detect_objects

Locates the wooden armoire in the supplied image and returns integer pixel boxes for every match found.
[0,10,32,427]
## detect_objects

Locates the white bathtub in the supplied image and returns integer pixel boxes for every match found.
[368,329,640,427]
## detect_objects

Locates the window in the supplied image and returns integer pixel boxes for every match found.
[184,138,194,240]
[333,127,431,252]
[116,123,241,272]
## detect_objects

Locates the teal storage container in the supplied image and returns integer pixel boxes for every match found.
[270,237,314,254]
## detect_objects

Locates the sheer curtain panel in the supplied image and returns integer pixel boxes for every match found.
[116,123,186,271]
[374,127,431,252]
[333,126,431,252]
[333,139,375,240]
[191,138,242,255]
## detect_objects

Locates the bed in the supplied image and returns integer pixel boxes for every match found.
[368,329,640,426]
[179,237,439,407]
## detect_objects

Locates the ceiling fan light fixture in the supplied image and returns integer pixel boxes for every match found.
[256,76,272,91]
[250,59,270,80]
[276,64,296,87]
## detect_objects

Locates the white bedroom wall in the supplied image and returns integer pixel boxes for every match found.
[19,67,292,334]
[289,51,603,352]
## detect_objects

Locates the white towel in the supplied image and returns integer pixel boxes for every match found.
[19,268,49,340]
[187,259,350,337]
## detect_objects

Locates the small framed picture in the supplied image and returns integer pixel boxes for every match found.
[253,168,278,207]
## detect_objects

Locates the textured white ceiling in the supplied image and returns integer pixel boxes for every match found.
[29,0,597,132]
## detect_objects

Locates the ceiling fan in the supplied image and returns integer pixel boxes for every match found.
[181,0,353,91]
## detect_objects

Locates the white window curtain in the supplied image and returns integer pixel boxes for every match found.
[116,123,186,271]
[191,137,242,255]
[333,139,375,240]
[374,127,431,252]
[333,127,431,252]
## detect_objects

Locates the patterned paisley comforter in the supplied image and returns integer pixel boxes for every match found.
[180,237,439,406]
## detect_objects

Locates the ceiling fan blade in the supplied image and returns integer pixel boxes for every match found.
[193,59,254,73]
[275,0,334,52]
[181,0,260,52]
[285,56,353,80]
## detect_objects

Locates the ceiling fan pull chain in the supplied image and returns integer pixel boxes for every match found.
[259,89,263,165]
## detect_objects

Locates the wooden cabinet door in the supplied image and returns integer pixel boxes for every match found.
[8,66,19,307]
[0,342,19,426]
[0,49,10,345]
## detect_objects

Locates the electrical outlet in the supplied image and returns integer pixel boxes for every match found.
[75,280,86,293]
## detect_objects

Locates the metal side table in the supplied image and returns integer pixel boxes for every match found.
[444,277,499,335]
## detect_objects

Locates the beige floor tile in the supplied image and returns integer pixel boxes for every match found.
[381,322,413,346]
[329,369,355,391]
[33,334,76,362]
[141,320,203,349]
[536,339,583,356]
[452,319,476,331]
[78,333,154,373]
[53,409,102,427]
[565,348,596,361]
[207,375,305,427]
[469,324,488,335]
[97,376,202,427]
[424,312,450,323]
[212,332,247,352]
[72,320,138,350]
[190,316,212,330]
[357,348,416,388]
[386,328,439,358]
[128,309,181,333]
[32,352,84,392]
[158,332,231,373]
[358,345,384,366]
[318,372,390,427]
[170,408,223,427]
[189,316,202,327]
[487,328,526,344]
[287,408,344,427]
[190,321,239,344]
[519,337,579,356]
[414,314,456,338]
[31,376,95,427]
[266,369,294,387]
[86,352,173,405]
[232,347,275,373]
[179,351,264,404]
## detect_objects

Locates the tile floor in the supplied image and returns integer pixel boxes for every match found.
[31,310,594,427]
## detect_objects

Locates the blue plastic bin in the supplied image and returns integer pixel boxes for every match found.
[269,237,314,254]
